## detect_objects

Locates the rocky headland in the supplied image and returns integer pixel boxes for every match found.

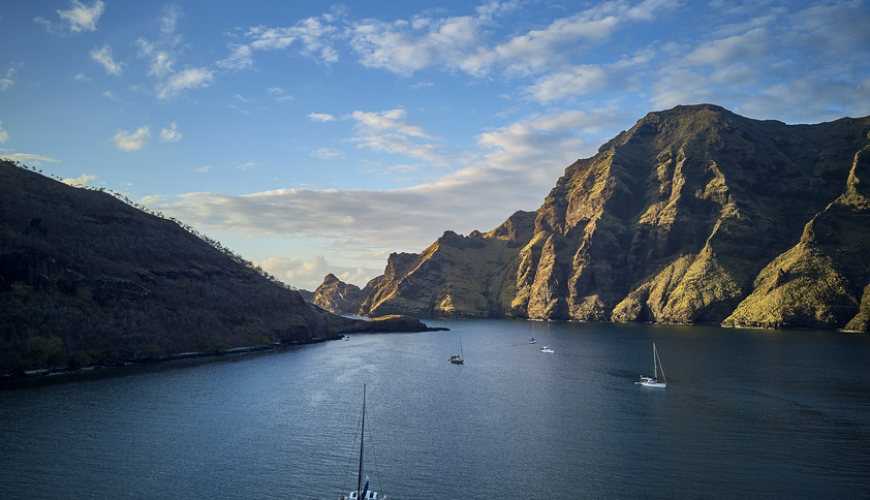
[313,104,870,332]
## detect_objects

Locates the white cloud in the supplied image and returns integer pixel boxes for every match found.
[348,14,495,77]
[218,14,340,70]
[0,153,60,165]
[196,165,211,173]
[0,66,16,91]
[109,126,151,151]
[156,67,214,100]
[160,5,181,36]
[308,113,335,122]
[410,81,434,89]
[57,0,104,33]
[345,109,455,167]
[311,148,345,160]
[62,173,98,186]
[258,255,376,290]
[135,8,214,101]
[74,73,90,82]
[521,65,609,103]
[147,107,621,269]
[0,121,8,143]
[216,44,253,71]
[347,0,676,79]
[160,122,182,142]
[349,109,435,139]
[681,27,771,67]
[90,45,123,76]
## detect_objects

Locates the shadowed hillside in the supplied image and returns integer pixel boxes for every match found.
[315,105,870,331]
[0,160,436,375]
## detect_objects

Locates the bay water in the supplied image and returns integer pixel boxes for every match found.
[1,319,868,499]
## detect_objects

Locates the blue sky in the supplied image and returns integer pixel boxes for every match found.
[1,0,869,290]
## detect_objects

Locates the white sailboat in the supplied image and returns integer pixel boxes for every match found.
[540,346,554,353]
[449,332,464,364]
[341,385,386,500]
[639,343,667,388]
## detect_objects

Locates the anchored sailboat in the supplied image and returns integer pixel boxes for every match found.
[449,332,464,364]
[639,343,667,388]
[341,385,386,500]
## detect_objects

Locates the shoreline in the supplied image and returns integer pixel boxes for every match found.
[0,334,344,387]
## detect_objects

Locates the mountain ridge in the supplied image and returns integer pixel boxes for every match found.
[314,104,870,331]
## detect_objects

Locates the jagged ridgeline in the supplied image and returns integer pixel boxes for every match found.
[0,160,355,374]
[314,104,870,331]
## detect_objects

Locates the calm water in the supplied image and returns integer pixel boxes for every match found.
[1,319,869,500]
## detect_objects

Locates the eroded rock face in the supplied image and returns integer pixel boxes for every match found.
[313,273,364,314]
[319,104,870,330]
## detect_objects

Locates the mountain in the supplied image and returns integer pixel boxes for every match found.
[312,273,366,313]
[0,160,436,375]
[321,104,870,331]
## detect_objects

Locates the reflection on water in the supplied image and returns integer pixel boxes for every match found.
[1,319,868,500]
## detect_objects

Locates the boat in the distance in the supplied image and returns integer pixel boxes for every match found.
[540,346,554,353]
[639,343,667,388]
[449,332,464,364]
[341,385,386,500]
[529,337,536,344]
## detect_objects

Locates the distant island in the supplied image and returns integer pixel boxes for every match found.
[311,104,870,332]
[0,160,444,378]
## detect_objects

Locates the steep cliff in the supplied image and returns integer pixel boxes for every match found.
[313,273,365,314]
[329,104,870,330]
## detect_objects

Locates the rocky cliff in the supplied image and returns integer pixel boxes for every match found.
[323,104,870,331]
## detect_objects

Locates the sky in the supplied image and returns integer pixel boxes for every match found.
[1,0,869,290]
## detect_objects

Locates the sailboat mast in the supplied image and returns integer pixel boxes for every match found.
[358,384,366,498]
[653,344,658,380]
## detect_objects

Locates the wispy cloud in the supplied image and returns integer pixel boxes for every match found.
[217,14,340,71]
[160,122,182,142]
[268,87,294,102]
[59,0,104,33]
[36,0,105,34]
[0,121,8,143]
[196,165,211,173]
[90,45,123,76]
[135,7,214,101]
[156,67,214,100]
[0,65,18,91]
[308,113,335,122]
[0,153,60,165]
[109,126,150,151]
[311,148,345,160]
[149,106,622,281]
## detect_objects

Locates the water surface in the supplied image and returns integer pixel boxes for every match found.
[1,319,868,499]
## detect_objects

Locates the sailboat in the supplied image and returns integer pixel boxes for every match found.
[639,343,667,388]
[530,319,536,343]
[449,332,464,364]
[342,385,386,500]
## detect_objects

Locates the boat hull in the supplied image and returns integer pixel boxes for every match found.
[640,379,666,388]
